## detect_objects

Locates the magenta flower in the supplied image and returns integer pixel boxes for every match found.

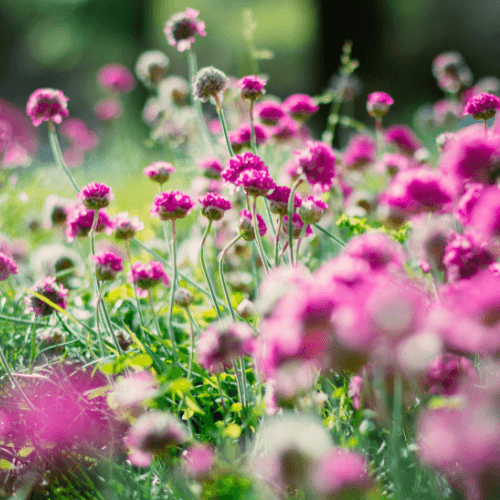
[229,123,269,151]
[144,161,176,185]
[342,134,377,170]
[282,213,312,239]
[65,206,113,242]
[238,209,267,241]
[235,168,276,197]
[455,183,485,226]
[255,100,285,126]
[112,371,158,409]
[198,192,231,221]
[383,124,422,155]
[295,140,336,192]
[182,443,216,479]
[164,8,206,52]
[298,195,329,224]
[97,64,136,93]
[464,92,500,120]
[60,118,99,151]
[77,182,113,210]
[425,352,476,396]
[196,319,255,373]
[272,115,300,142]
[94,98,123,121]
[366,91,394,117]
[25,276,69,317]
[198,156,224,179]
[150,190,195,220]
[129,260,169,294]
[469,186,500,244]
[282,93,319,121]
[237,75,266,101]
[112,211,144,240]
[221,152,267,184]
[348,375,364,410]
[26,88,69,127]
[266,186,302,216]
[91,251,123,281]
[0,252,17,281]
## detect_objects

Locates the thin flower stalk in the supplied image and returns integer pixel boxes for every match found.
[251,196,270,275]
[312,223,346,248]
[217,234,241,322]
[213,94,234,157]
[126,240,145,329]
[287,177,303,265]
[167,220,179,366]
[148,289,163,339]
[250,100,257,155]
[275,215,283,266]
[200,220,223,319]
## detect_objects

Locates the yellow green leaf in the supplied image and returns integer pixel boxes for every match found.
[223,423,241,439]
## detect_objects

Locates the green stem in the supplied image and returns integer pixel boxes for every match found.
[215,94,234,157]
[239,357,248,407]
[184,307,195,383]
[126,240,145,331]
[275,215,283,266]
[287,178,303,265]
[216,374,227,412]
[200,220,223,319]
[250,100,257,155]
[312,223,346,247]
[218,235,242,322]
[167,220,179,366]
[48,121,80,193]
[90,209,99,257]
[391,372,403,499]
[95,286,106,357]
[100,281,123,354]
[251,196,269,275]
[375,116,384,159]
[28,315,37,371]
[321,76,347,145]
[148,289,162,338]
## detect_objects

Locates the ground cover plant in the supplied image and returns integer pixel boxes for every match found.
[2,7,500,500]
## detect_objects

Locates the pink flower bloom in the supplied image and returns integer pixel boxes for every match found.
[60,118,99,151]
[425,352,476,396]
[271,115,300,142]
[143,161,176,185]
[164,8,206,52]
[235,168,276,197]
[97,64,136,93]
[229,123,269,151]
[77,182,113,210]
[282,214,312,239]
[129,260,169,293]
[221,152,268,184]
[135,50,169,88]
[238,209,267,240]
[367,91,394,117]
[196,319,255,373]
[383,124,422,155]
[182,444,216,479]
[198,192,231,221]
[255,100,285,126]
[65,206,113,242]
[94,98,123,121]
[266,186,302,216]
[198,156,224,179]
[469,186,500,244]
[26,88,69,127]
[150,190,195,220]
[25,276,69,316]
[295,140,336,192]
[342,134,377,170]
[112,371,158,409]
[237,75,266,101]
[348,375,364,410]
[282,93,318,121]
[91,251,123,281]
[0,252,17,281]
[298,195,329,224]
[112,211,144,240]
[463,92,500,120]
[455,183,485,226]
[432,51,472,93]
[316,255,372,290]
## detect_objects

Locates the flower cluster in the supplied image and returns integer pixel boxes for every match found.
[26,88,69,127]
[143,162,176,185]
[198,192,231,221]
[91,251,123,281]
[150,190,195,220]
[25,276,69,316]
[164,8,206,52]
[129,260,169,294]
[77,182,113,210]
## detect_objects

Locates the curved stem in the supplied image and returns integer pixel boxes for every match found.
[295,224,307,263]
[148,289,162,338]
[287,178,303,265]
[251,196,269,276]
[275,215,283,266]
[214,94,234,157]
[184,307,195,383]
[95,286,106,357]
[167,220,179,366]
[312,223,346,248]
[218,234,242,322]
[250,100,257,155]
[200,220,223,319]
[126,240,145,330]
[90,209,99,257]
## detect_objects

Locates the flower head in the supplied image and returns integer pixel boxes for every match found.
[464,92,500,120]
[237,75,266,101]
[164,8,206,52]
[229,123,269,152]
[255,100,285,126]
[198,156,224,179]
[424,353,476,396]
[282,94,318,121]
[25,276,69,317]
[198,192,231,221]
[182,444,216,479]
[192,67,227,103]
[235,168,276,197]
[129,260,169,293]
[77,182,113,210]
[298,195,329,224]
[238,209,267,241]
[150,190,195,220]
[0,252,17,281]
[282,213,312,239]
[143,162,176,185]
[26,88,69,127]
[94,98,123,121]
[65,206,113,242]
[221,152,267,184]
[432,51,472,93]
[112,212,144,240]
[266,186,302,216]
[384,124,422,155]
[367,91,394,117]
[135,50,169,88]
[342,134,377,170]
[295,141,336,191]
[91,251,123,281]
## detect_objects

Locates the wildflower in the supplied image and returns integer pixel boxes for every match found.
[281,214,312,239]
[97,64,136,93]
[135,50,169,88]
[295,140,336,192]
[126,411,188,467]
[65,206,113,242]
[196,319,255,373]
[77,182,113,210]
[198,192,231,221]
[198,156,224,179]
[432,51,472,93]
[182,444,216,479]
[237,75,266,101]
[266,186,302,216]
[469,186,500,244]
[238,209,267,241]
[112,212,144,240]
[158,76,189,106]
[164,8,206,52]
[129,260,169,293]
[192,67,227,103]
[91,251,123,281]
[174,288,194,307]
[221,152,268,184]
[94,98,123,121]
[60,118,99,151]
[366,91,394,117]
[235,168,276,197]
[464,92,500,121]
[0,252,17,281]
[255,100,286,126]
[383,124,422,155]
[229,122,269,151]
[26,88,69,127]
[282,93,318,121]
[150,190,195,220]
[112,371,158,410]
[342,134,377,170]
[424,353,476,396]
[143,161,176,185]
[455,183,485,226]
[271,115,300,142]
[25,276,69,316]
[298,195,329,224]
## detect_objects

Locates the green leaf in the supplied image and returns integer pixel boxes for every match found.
[130,353,153,368]
[223,423,241,439]
[230,403,243,413]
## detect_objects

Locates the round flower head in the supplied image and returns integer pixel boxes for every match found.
[221,152,268,184]
[367,91,394,117]
[94,98,122,121]
[432,51,473,93]
[26,88,69,127]
[383,124,422,155]
[0,252,17,281]
[164,8,206,52]
[237,75,266,101]
[238,209,267,241]
[266,186,302,216]
[198,156,224,179]
[464,92,500,121]
[65,206,113,243]
[192,66,227,103]
[235,168,276,197]
[174,288,194,308]
[150,190,195,220]
[424,352,476,396]
[91,251,123,281]
[25,276,69,317]
[77,182,113,210]
[455,183,485,226]
[182,444,216,479]
[272,115,300,143]
[282,94,319,121]
[112,212,144,240]
[298,195,329,224]
[97,64,136,94]
[230,123,269,151]
[343,134,377,170]
[143,162,176,185]
[282,213,312,239]
[255,100,285,126]
[129,260,169,293]
[198,192,231,221]
[135,50,169,88]
[295,140,336,192]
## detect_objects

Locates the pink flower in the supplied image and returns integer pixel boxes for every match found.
[198,192,231,220]
[425,353,476,396]
[238,209,267,240]
[237,75,266,101]
[0,252,17,281]
[26,88,69,127]
[182,444,216,479]
[91,251,123,281]
[77,182,113,210]
[25,276,69,316]
[229,123,269,151]
[271,115,300,142]
[282,214,312,239]
[65,206,113,242]
[112,371,158,409]
[366,91,393,117]
[255,100,285,126]
[150,190,195,220]
[196,319,255,373]
[342,134,377,170]
[60,118,99,151]
[383,124,422,155]
[143,161,176,185]
[282,94,318,121]
[221,152,268,184]
[298,195,329,224]
[97,64,136,93]
[129,260,169,293]
[266,186,302,216]
[112,212,144,240]
[198,156,224,179]
[235,168,276,197]
[463,92,500,120]
[164,8,206,52]
[468,186,500,244]
[94,98,123,121]
[295,140,336,192]
[455,183,485,226]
